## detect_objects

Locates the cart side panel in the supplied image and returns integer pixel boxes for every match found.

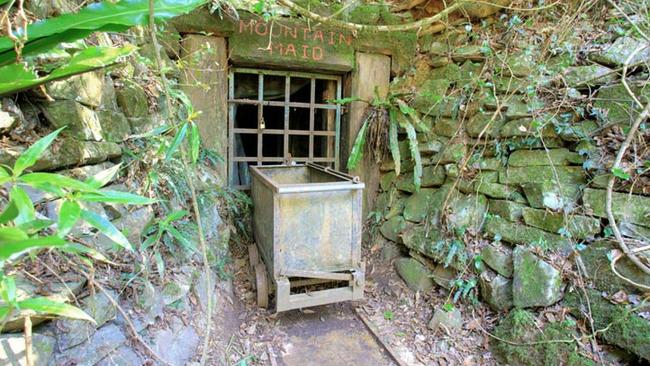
[251,175,276,276]
[276,190,356,272]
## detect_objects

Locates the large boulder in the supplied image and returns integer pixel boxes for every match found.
[512,247,563,308]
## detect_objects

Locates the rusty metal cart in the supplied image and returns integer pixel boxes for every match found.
[248,163,365,312]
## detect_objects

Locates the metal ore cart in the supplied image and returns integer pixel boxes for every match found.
[248,163,365,312]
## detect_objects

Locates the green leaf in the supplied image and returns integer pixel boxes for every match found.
[0,166,8,178]
[20,172,99,192]
[17,297,95,323]
[166,122,188,160]
[10,185,34,226]
[346,120,368,170]
[60,243,109,263]
[154,251,165,280]
[0,0,12,6]
[78,190,156,205]
[167,226,195,251]
[58,200,81,237]
[0,276,17,304]
[85,163,122,189]
[12,127,64,176]
[189,123,200,164]
[17,219,55,234]
[0,46,136,96]
[0,227,28,243]
[161,210,188,227]
[80,209,132,251]
[0,0,208,62]
[611,167,630,181]
[0,236,69,261]
[0,199,18,224]
[388,117,401,176]
[404,123,422,191]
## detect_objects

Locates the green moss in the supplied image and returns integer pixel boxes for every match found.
[565,290,650,361]
[492,310,595,366]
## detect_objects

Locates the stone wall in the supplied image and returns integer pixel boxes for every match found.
[375,0,649,332]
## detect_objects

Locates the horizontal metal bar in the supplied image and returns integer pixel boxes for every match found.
[233,128,336,136]
[232,157,336,162]
[228,99,338,110]
[306,162,359,182]
[282,269,353,281]
[277,182,365,194]
[279,287,355,312]
[233,67,341,81]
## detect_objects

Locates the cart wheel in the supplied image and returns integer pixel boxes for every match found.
[254,263,269,309]
[248,244,260,270]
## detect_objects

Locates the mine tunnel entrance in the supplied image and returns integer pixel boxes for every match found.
[228,68,343,189]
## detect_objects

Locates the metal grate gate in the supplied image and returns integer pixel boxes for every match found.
[228,68,342,189]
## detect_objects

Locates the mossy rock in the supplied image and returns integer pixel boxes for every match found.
[379,216,407,243]
[394,257,434,292]
[593,82,650,126]
[522,182,582,211]
[488,199,527,222]
[484,216,572,251]
[481,244,513,277]
[499,166,586,185]
[557,120,598,141]
[432,118,461,137]
[42,100,102,141]
[479,271,513,311]
[565,289,650,362]
[579,240,650,294]
[508,148,583,167]
[521,207,600,239]
[503,50,539,77]
[512,247,563,308]
[582,188,650,228]
[491,309,596,366]
[466,112,505,138]
[589,36,650,67]
[97,110,131,142]
[403,188,438,223]
[116,80,149,119]
[499,118,559,138]
[562,64,616,88]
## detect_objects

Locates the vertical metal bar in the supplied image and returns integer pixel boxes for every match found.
[309,78,315,161]
[258,73,264,166]
[228,70,235,186]
[335,77,342,170]
[284,76,290,162]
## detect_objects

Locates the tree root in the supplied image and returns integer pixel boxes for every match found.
[604,45,650,289]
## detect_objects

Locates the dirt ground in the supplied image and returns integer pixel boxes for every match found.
[202,235,498,366]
